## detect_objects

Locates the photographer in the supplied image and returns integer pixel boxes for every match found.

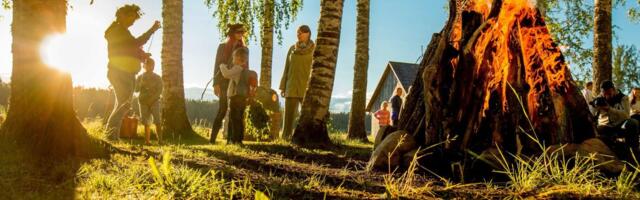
[595,80,639,158]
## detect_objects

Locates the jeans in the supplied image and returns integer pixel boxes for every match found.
[391,112,399,127]
[282,97,302,139]
[227,95,247,144]
[105,68,136,140]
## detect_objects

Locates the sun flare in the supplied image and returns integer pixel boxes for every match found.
[40,34,74,72]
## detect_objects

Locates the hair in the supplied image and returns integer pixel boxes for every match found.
[232,47,249,63]
[297,25,312,41]
[586,81,593,87]
[381,101,389,108]
[144,58,155,69]
[115,4,142,21]
[632,87,640,105]
[226,23,246,36]
[600,80,615,90]
[298,25,311,34]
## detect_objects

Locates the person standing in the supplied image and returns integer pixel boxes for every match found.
[390,87,403,127]
[105,4,160,140]
[374,102,391,128]
[279,25,315,139]
[219,48,255,144]
[582,81,596,115]
[136,58,163,145]
[210,24,247,143]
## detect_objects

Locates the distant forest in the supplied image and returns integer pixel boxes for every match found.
[0,83,371,133]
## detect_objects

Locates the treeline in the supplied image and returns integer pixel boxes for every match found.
[329,112,372,134]
[0,84,368,132]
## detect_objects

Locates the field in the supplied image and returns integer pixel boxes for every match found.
[1,119,640,199]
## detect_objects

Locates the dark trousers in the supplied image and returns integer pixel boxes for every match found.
[210,88,228,142]
[227,95,247,144]
[391,112,399,127]
[106,68,136,140]
[598,118,640,160]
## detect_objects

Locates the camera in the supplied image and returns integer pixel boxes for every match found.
[590,97,608,107]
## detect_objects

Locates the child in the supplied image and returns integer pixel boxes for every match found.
[375,101,391,128]
[219,47,256,144]
[135,58,163,145]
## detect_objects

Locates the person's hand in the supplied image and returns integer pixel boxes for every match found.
[214,85,221,97]
[151,21,161,31]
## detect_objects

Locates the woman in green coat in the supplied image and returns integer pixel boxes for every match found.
[279,25,315,139]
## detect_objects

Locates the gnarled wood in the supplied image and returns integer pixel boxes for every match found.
[396,0,596,174]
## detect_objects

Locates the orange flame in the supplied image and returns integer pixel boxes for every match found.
[452,0,573,142]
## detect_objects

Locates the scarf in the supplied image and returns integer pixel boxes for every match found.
[293,40,315,55]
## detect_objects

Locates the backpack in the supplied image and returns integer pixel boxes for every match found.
[236,69,258,97]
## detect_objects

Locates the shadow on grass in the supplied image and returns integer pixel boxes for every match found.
[192,145,387,195]
[0,137,110,200]
[241,142,372,169]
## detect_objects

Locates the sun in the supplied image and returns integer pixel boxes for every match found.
[40,34,73,72]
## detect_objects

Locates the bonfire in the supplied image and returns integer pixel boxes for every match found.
[371,0,603,177]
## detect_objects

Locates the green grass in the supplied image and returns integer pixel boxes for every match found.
[2,117,640,199]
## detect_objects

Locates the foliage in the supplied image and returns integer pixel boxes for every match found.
[542,0,595,80]
[612,44,640,92]
[204,0,303,44]
[1,0,9,9]
[537,0,640,82]
[245,100,272,141]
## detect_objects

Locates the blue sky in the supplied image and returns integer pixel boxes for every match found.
[0,0,638,99]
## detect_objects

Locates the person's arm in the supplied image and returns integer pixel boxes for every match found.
[135,21,160,46]
[608,96,631,119]
[134,76,142,93]
[154,76,163,99]
[219,64,243,78]
[279,46,294,92]
[213,44,225,86]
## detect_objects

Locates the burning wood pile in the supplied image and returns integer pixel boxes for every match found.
[368,0,615,176]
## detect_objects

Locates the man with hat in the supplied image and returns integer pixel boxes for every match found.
[595,80,639,158]
[210,23,247,143]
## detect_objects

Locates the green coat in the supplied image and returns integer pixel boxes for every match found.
[279,45,314,98]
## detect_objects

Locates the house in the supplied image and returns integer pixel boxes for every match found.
[366,61,420,135]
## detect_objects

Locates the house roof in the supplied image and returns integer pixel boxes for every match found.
[366,61,421,111]
[388,61,420,91]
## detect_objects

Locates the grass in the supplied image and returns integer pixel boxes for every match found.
[2,116,640,199]
[481,84,640,198]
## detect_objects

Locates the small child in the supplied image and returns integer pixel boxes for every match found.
[219,47,256,144]
[374,101,391,128]
[135,58,163,145]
